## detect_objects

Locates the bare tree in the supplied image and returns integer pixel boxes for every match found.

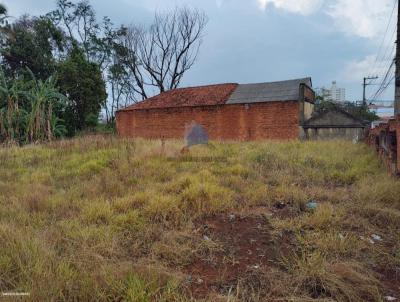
[48,3,208,119]
[117,7,208,100]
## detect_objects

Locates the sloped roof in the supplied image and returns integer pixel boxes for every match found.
[118,77,312,111]
[226,78,312,105]
[303,108,369,128]
[119,83,238,111]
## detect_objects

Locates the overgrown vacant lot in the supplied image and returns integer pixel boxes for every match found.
[0,137,399,301]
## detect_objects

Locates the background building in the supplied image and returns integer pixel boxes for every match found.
[318,81,346,102]
[303,108,369,142]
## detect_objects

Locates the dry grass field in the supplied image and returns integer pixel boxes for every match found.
[0,136,399,301]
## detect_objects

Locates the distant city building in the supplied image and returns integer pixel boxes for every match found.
[318,81,346,102]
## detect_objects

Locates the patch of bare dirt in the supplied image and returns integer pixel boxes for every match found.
[376,266,400,298]
[185,212,281,299]
[271,204,300,220]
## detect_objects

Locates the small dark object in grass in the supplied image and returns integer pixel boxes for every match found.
[275,202,286,210]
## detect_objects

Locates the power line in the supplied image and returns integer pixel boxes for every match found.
[376,46,396,82]
[377,28,396,68]
[376,75,395,100]
[368,55,395,100]
[369,0,397,71]
[370,59,395,98]
[368,1,399,102]
[369,60,395,101]
[368,0,398,79]
[374,62,395,98]
[370,27,396,85]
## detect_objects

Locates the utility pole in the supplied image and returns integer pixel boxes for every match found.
[363,76,378,105]
[395,0,400,116]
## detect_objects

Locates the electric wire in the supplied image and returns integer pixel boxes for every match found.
[367,0,398,79]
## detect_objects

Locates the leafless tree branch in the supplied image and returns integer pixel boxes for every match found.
[117,7,208,100]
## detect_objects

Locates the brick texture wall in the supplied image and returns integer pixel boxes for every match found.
[390,118,400,174]
[116,101,300,141]
[367,116,400,175]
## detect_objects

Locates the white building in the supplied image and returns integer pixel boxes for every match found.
[319,81,346,102]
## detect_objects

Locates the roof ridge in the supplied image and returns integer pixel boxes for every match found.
[236,77,311,86]
[169,82,238,91]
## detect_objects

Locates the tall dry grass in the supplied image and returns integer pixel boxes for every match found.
[0,136,397,301]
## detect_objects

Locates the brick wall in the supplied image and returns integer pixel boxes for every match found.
[367,116,400,175]
[304,86,315,101]
[116,101,300,141]
[390,117,400,174]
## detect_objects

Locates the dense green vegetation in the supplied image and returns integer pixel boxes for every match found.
[0,2,107,143]
[0,1,207,145]
[0,69,67,144]
[0,137,398,301]
[57,46,107,135]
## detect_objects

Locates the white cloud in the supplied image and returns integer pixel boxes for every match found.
[341,55,392,83]
[257,0,323,15]
[5,0,397,42]
[341,55,396,100]
[342,55,375,82]
[327,0,394,39]
[257,0,394,40]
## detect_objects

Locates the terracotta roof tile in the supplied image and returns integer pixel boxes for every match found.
[119,83,238,111]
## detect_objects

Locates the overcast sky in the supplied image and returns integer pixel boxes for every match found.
[3,0,397,101]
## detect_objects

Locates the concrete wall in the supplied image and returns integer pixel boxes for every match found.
[116,101,300,141]
[305,127,366,141]
[303,102,314,121]
[299,84,315,124]
[302,110,367,142]
[306,111,363,127]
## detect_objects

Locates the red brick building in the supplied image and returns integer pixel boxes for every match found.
[116,78,315,141]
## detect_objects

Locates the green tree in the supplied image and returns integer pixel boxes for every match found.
[57,46,106,135]
[343,103,379,122]
[0,4,8,25]
[48,0,116,70]
[1,16,64,80]
[48,1,125,122]
[2,16,63,78]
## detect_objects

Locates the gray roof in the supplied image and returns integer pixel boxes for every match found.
[226,78,312,105]
[303,108,369,128]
